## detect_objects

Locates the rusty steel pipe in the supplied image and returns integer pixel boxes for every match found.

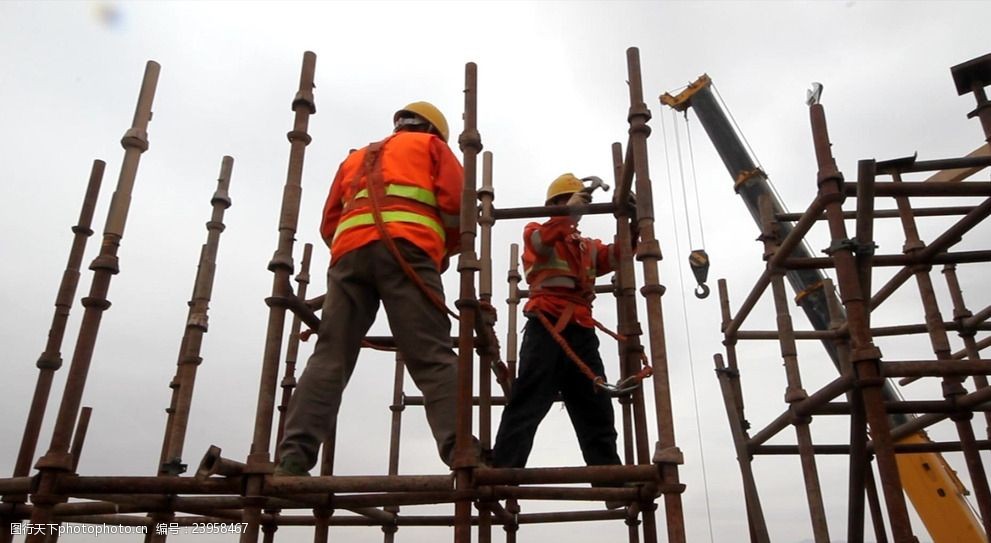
[476,150,496,543]
[195,445,246,479]
[241,51,315,543]
[611,139,647,510]
[713,354,770,542]
[453,60,482,543]
[474,464,661,487]
[783,250,991,269]
[478,150,495,449]
[506,243,521,384]
[810,101,915,542]
[755,440,991,455]
[612,141,640,474]
[843,180,991,197]
[722,195,828,340]
[68,407,92,474]
[491,202,615,221]
[778,204,979,222]
[266,474,453,496]
[813,400,991,415]
[625,46,683,543]
[888,384,991,442]
[26,61,160,543]
[7,159,104,488]
[883,359,991,377]
[274,242,312,462]
[158,156,234,482]
[760,195,830,541]
[944,264,991,437]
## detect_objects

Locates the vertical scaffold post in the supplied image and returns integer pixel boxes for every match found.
[942,264,991,438]
[506,243,521,384]
[477,150,495,543]
[25,60,160,543]
[624,47,685,543]
[759,196,830,542]
[455,61,483,543]
[611,142,637,473]
[241,51,316,543]
[148,155,234,542]
[1,159,104,539]
[808,99,915,542]
[383,354,407,543]
[715,278,769,543]
[275,242,313,459]
[610,141,643,543]
[159,156,235,474]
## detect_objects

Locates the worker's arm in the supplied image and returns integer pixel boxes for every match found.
[431,138,465,256]
[594,238,619,277]
[320,156,356,247]
[525,216,574,258]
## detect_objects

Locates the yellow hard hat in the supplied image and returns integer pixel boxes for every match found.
[546,173,583,204]
[394,101,450,142]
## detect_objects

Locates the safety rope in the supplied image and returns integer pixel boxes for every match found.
[360,141,515,395]
[362,140,460,320]
[533,310,652,397]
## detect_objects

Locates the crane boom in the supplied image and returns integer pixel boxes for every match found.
[662,75,986,543]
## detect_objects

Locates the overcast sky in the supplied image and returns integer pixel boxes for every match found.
[2,1,990,542]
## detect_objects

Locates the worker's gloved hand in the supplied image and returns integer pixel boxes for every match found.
[627,192,638,219]
[566,191,592,207]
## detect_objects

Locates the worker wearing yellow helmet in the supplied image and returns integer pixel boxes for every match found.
[493,172,637,507]
[393,101,450,142]
[277,101,469,475]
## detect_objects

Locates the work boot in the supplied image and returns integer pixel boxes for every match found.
[273,456,310,477]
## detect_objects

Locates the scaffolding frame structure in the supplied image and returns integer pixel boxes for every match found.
[1,48,688,543]
[713,53,991,543]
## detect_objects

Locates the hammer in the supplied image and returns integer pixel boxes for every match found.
[580,175,610,195]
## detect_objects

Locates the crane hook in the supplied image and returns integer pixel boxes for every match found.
[689,249,710,299]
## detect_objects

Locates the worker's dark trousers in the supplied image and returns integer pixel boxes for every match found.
[279,240,459,469]
[492,317,621,469]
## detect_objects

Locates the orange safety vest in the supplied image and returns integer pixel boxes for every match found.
[321,132,463,269]
[522,216,617,328]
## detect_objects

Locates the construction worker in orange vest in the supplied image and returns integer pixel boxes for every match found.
[492,173,632,477]
[276,102,464,475]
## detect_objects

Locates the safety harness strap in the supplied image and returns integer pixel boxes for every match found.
[533,310,653,397]
[362,139,459,319]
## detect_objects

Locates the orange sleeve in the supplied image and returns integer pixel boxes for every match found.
[320,160,351,247]
[532,216,574,247]
[592,238,617,276]
[430,137,465,255]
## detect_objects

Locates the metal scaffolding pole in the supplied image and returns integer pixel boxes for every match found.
[241,51,316,543]
[24,61,160,543]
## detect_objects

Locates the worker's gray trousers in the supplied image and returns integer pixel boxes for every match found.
[278,240,459,469]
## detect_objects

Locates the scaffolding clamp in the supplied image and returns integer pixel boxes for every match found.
[822,238,875,256]
[161,458,188,476]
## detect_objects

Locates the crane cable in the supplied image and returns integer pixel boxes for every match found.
[659,109,715,543]
[671,109,711,298]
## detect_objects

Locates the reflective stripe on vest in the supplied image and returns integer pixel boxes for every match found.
[333,210,446,242]
[525,253,571,278]
[350,184,438,208]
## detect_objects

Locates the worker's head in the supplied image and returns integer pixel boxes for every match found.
[393,101,450,142]
[545,173,583,205]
